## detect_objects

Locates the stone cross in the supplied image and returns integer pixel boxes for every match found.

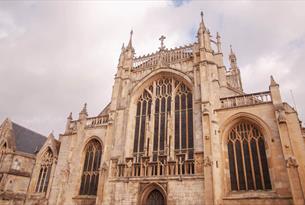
[159,35,166,50]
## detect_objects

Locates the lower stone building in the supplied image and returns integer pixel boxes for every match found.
[1,13,305,205]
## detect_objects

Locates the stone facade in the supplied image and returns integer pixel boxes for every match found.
[1,13,305,205]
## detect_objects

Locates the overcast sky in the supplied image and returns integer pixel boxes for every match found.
[0,1,305,136]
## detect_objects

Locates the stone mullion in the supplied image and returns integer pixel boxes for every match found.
[149,81,156,160]
[35,167,43,192]
[239,134,248,190]
[169,79,175,160]
[164,96,168,156]
[88,148,97,194]
[179,94,182,152]
[82,152,91,194]
[40,166,47,192]
[137,100,144,159]
[157,96,161,157]
[232,139,240,191]
[255,138,265,189]
[186,94,189,158]
[248,128,257,190]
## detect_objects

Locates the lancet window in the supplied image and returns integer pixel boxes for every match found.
[133,77,194,161]
[35,148,53,193]
[227,121,272,191]
[0,143,7,161]
[79,139,102,196]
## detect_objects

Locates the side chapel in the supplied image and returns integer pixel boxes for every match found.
[1,12,305,205]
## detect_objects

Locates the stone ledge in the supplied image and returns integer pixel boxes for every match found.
[73,195,96,205]
[110,175,204,182]
[0,191,26,200]
[223,191,292,200]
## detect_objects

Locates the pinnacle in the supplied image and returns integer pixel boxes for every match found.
[270,75,279,86]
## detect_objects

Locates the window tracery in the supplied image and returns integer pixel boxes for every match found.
[35,148,53,193]
[79,139,102,196]
[0,143,7,162]
[227,121,272,191]
[133,77,193,161]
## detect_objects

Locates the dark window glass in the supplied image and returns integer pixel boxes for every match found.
[79,139,102,195]
[35,149,53,193]
[227,121,271,191]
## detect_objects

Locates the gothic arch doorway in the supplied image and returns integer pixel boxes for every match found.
[140,183,167,205]
[146,189,165,205]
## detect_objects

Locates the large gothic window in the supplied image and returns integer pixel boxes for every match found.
[35,148,53,193]
[133,77,193,161]
[227,121,272,191]
[79,139,102,196]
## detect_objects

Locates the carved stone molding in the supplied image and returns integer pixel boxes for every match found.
[139,182,167,194]
[286,156,298,168]
[203,156,213,167]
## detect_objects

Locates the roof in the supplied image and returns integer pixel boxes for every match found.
[98,102,110,116]
[11,122,47,155]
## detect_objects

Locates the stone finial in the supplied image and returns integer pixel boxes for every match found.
[230,45,235,56]
[80,103,87,114]
[216,32,222,53]
[199,11,206,31]
[67,112,72,120]
[65,112,73,134]
[270,75,279,87]
[229,45,237,69]
[79,103,88,120]
[127,29,133,49]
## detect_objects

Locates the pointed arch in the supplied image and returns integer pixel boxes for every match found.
[131,73,194,162]
[35,147,53,193]
[220,113,273,192]
[79,138,103,196]
[139,182,167,205]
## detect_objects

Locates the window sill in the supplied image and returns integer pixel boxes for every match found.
[73,195,96,200]
[223,190,291,200]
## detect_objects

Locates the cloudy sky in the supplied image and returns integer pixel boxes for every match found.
[0,1,305,136]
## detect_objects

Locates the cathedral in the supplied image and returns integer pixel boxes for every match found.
[1,12,305,205]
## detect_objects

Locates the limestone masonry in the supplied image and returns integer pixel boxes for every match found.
[1,12,305,205]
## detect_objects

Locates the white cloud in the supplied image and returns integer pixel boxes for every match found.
[0,1,305,135]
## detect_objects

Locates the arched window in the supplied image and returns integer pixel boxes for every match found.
[0,143,7,161]
[79,139,102,195]
[133,77,193,161]
[35,148,53,193]
[227,121,272,191]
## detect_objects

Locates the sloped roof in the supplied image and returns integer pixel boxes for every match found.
[12,122,47,155]
[98,102,110,116]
